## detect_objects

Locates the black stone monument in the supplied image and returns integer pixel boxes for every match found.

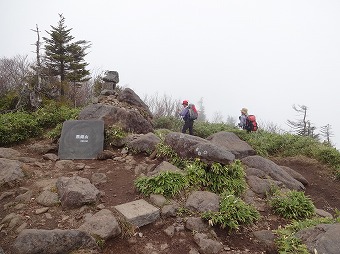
[58,120,104,159]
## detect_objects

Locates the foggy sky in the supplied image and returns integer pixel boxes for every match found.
[1,0,340,148]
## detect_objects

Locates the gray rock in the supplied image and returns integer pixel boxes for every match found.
[36,190,59,207]
[78,103,153,134]
[161,203,179,218]
[252,230,277,252]
[114,199,160,227]
[163,225,175,237]
[0,191,15,201]
[102,70,119,83]
[91,173,107,185]
[0,158,24,188]
[78,209,121,240]
[185,217,210,232]
[245,167,267,178]
[148,161,183,176]
[296,223,340,254]
[242,189,267,211]
[164,132,235,164]
[117,88,152,117]
[193,232,223,254]
[0,148,21,159]
[185,191,220,212]
[15,190,33,203]
[246,175,283,197]
[127,132,161,154]
[281,165,309,186]
[149,194,167,207]
[12,229,98,254]
[42,153,59,162]
[26,142,57,155]
[206,131,256,159]
[315,208,333,218]
[241,155,305,191]
[56,176,100,209]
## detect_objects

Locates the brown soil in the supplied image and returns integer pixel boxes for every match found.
[1,143,340,254]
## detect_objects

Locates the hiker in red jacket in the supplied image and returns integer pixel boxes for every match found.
[179,100,194,135]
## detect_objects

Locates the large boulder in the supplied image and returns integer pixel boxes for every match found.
[241,155,305,191]
[79,88,153,134]
[206,131,256,159]
[78,103,153,134]
[117,88,152,117]
[296,223,340,254]
[12,229,98,254]
[164,132,235,164]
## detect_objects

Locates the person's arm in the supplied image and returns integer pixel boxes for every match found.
[239,115,247,128]
[179,107,188,117]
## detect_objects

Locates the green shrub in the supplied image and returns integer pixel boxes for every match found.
[205,160,246,195]
[0,91,18,111]
[155,142,187,169]
[315,146,340,169]
[0,112,42,145]
[45,123,63,141]
[134,171,188,198]
[0,103,79,146]
[201,191,260,231]
[33,102,80,128]
[184,159,207,189]
[269,190,315,220]
[105,125,128,147]
[153,116,182,132]
[193,122,236,139]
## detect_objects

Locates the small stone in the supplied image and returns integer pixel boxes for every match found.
[35,207,49,214]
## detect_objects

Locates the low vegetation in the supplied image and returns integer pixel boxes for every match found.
[201,191,260,231]
[275,216,340,253]
[268,189,315,220]
[134,171,188,198]
[0,102,79,145]
[135,144,255,231]
[2,105,340,251]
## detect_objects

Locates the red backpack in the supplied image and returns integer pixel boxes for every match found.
[188,104,198,120]
[245,115,258,132]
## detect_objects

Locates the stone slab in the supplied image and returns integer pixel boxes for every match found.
[58,120,104,160]
[114,199,160,227]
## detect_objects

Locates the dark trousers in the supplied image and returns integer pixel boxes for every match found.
[182,120,194,135]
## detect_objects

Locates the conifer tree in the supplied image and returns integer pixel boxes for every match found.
[43,14,91,96]
[287,104,318,139]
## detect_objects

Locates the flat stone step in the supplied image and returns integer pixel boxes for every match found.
[114,199,160,227]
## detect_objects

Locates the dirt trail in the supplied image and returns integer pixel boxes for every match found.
[1,144,340,254]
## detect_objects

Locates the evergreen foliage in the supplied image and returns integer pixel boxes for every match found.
[43,14,91,96]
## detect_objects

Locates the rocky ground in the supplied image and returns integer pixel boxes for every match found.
[1,140,340,254]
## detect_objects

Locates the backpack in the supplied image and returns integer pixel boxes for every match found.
[245,115,258,132]
[188,104,198,120]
